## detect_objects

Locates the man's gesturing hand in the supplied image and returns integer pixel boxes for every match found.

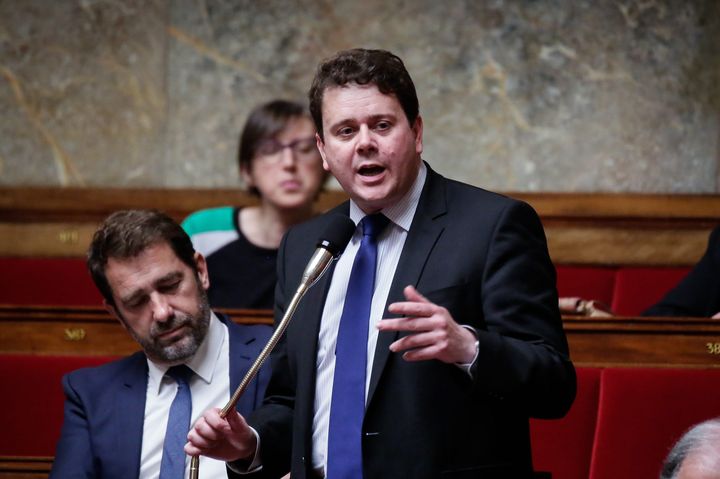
[377,285,477,364]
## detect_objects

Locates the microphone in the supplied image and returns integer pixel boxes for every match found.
[300,214,357,290]
[189,214,356,479]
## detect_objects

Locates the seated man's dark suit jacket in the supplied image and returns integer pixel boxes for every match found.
[50,314,272,479]
[242,164,576,479]
[643,225,720,317]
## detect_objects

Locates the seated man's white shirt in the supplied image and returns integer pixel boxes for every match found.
[139,312,230,479]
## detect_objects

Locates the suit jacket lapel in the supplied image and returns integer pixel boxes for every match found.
[224,314,258,413]
[367,166,448,403]
[295,203,349,384]
[294,204,350,463]
[296,252,339,464]
[114,353,148,478]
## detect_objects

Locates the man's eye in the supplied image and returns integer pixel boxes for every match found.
[375,121,391,131]
[159,281,181,293]
[337,127,355,137]
[126,297,148,309]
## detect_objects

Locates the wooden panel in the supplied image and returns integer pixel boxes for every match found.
[0,457,51,478]
[565,316,720,368]
[0,223,98,256]
[1,305,719,367]
[2,187,720,264]
[0,187,346,223]
[0,306,272,356]
[0,187,348,257]
[3,187,718,223]
[544,226,710,266]
[511,192,720,220]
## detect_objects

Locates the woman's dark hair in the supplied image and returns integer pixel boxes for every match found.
[308,48,419,139]
[87,209,197,307]
[238,99,310,196]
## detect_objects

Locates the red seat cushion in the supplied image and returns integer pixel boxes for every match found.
[589,368,720,479]
[611,267,691,316]
[556,266,617,306]
[531,367,602,479]
[0,354,117,456]
[0,257,103,306]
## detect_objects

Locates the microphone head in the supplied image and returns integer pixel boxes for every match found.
[317,214,356,257]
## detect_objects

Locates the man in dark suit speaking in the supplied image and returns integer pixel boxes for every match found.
[186,48,576,479]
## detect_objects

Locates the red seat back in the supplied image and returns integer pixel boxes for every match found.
[611,267,690,316]
[0,354,117,456]
[531,367,602,479]
[0,257,103,306]
[589,368,720,479]
[556,266,616,307]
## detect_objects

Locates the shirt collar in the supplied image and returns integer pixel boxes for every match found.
[349,161,427,232]
[146,311,225,394]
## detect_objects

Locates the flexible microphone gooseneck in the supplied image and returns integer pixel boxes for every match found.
[190,214,356,478]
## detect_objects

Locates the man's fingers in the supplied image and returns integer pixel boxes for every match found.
[224,409,247,431]
[403,285,430,303]
[389,331,442,352]
[377,317,437,333]
[387,301,433,317]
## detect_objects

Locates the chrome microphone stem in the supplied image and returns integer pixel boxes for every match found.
[220,281,308,418]
[189,247,335,479]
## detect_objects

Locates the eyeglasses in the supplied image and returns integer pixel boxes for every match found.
[254,137,319,163]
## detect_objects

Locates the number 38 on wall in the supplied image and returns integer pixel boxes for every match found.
[706,342,720,355]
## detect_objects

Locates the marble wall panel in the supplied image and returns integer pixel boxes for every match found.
[1,0,718,192]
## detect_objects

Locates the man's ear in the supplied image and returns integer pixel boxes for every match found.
[412,115,424,155]
[316,132,330,172]
[194,252,210,290]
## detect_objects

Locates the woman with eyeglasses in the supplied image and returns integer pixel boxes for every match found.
[182,99,327,309]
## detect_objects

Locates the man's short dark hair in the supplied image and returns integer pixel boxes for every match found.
[87,209,197,307]
[238,99,309,196]
[308,48,419,139]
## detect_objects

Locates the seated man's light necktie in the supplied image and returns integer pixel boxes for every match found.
[159,364,193,479]
[327,213,389,479]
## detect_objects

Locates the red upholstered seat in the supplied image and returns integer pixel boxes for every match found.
[531,367,602,479]
[0,354,117,456]
[611,267,691,316]
[0,257,103,306]
[555,266,616,307]
[588,368,720,479]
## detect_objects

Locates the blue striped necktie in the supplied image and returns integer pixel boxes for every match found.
[159,364,193,479]
[327,213,389,479]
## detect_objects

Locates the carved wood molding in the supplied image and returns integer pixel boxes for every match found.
[1,305,719,367]
[0,456,52,478]
[2,187,719,264]
[0,305,272,356]
[3,187,719,222]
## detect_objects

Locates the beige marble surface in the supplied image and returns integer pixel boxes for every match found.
[1,0,718,192]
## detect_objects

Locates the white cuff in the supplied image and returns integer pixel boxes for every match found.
[227,427,263,474]
[455,325,480,378]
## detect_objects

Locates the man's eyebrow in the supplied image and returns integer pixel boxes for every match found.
[328,113,397,131]
[119,287,146,306]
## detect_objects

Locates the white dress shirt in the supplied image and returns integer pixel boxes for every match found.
[139,312,231,479]
[310,162,427,474]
